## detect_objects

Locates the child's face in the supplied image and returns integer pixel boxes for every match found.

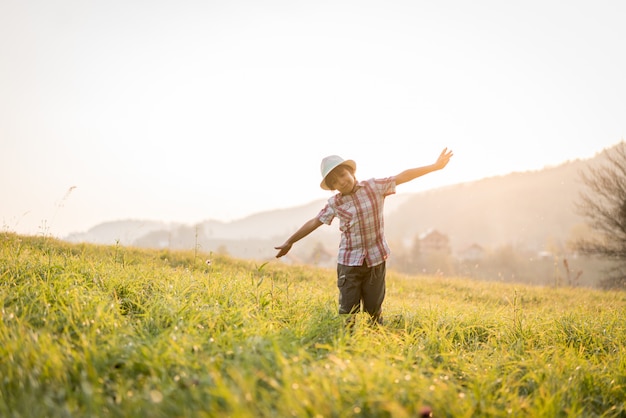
[327,166,356,194]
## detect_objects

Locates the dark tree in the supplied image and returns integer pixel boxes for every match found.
[575,141,626,289]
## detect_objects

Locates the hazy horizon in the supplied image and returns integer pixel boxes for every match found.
[2,1,625,237]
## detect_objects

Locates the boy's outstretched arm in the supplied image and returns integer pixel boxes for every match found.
[395,147,453,185]
[275,217,323,258]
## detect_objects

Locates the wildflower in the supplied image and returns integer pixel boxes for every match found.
[150,390,163,403]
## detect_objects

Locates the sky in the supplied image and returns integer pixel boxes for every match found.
[1,0,625,238]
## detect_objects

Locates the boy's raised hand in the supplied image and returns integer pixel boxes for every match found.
[435,147,453,170]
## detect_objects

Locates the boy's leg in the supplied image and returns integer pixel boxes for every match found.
[361,262,386,325]
[337,263,364,318]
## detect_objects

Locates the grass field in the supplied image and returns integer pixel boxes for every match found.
[1,233,625,417]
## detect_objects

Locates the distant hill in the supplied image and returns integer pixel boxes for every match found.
[65,147,611,263]
[385,158,589,252]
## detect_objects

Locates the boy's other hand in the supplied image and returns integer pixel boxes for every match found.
[274,243,292,258]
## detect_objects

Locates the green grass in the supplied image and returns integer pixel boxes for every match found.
[1,233,625,417]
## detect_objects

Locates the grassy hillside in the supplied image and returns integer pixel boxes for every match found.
[1,233,625,417]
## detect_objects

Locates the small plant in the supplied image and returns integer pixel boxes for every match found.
[563,258,583,287]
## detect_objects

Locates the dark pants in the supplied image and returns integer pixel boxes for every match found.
[337,261,386,324]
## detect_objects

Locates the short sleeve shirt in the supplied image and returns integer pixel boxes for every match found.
[316,177,396,267]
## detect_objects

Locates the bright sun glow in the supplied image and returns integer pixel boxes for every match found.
[1,1,624,237]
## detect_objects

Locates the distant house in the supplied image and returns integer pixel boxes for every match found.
[458,243,485,261]
[419,230,451,254]
[537,251,553,260]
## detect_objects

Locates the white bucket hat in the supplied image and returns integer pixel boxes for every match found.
[320,155,356,190]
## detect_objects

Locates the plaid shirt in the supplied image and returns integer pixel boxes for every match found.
[317,177,396,267]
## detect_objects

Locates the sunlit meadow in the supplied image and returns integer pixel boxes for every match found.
[1,233,625,417]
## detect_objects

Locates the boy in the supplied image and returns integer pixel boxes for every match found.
[275,148,453,325]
